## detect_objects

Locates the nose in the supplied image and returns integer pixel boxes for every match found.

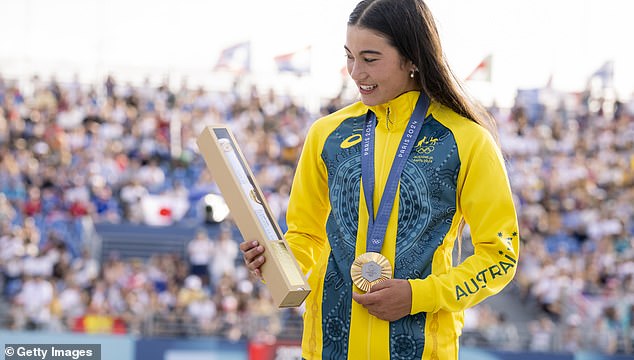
[348,60,365,81]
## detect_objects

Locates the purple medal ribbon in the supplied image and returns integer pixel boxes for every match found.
[361,93,430,253]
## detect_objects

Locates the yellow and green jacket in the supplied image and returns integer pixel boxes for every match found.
[286,91,519,360]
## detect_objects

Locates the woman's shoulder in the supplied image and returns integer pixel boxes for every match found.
[429,102,502,165]
[429,101,491,140]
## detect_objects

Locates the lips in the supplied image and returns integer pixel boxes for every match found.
[359,84,377,94]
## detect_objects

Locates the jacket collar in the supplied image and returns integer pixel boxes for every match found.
[367,91,423,130]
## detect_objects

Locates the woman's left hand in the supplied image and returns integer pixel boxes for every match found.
[352,279,412,321]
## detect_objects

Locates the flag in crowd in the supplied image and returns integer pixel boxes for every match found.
[214,41,251,74]
[590,60,614,88]
[466,54,492,82]
[274,46,312,75]
[141,194,189,226]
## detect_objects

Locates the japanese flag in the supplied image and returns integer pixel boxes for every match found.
[141,194,189,226]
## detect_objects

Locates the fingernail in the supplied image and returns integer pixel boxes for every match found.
[252,240,258,246]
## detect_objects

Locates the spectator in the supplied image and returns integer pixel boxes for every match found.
[71,248,100,289]
[57,276,87,328]
[186,228,214,288]
[486,312,521,351]
[528,316,556,352]
[119,179,148,223]
[13,275,54,330]
[210,226,238,286]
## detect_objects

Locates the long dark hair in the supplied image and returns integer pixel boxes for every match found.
[349,0,498,259]
[348,0,498,141]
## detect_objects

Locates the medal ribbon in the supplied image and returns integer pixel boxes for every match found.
[361,93,430,253]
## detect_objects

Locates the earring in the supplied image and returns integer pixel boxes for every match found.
[410,69,416,79]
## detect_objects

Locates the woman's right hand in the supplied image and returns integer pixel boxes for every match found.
[239,240,266,279]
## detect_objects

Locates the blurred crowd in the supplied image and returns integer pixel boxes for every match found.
[0,73,307,340]
[0,73,632,354]
[500,88,634,354]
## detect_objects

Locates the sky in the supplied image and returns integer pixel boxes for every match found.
[0,0,632,107]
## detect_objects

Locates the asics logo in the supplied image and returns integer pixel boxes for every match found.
[340,134,363,149]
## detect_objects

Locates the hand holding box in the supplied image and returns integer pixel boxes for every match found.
[197,125,310,308]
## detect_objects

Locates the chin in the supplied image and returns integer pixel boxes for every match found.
[359,94,384,107]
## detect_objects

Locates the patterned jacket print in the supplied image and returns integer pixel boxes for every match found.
[285,91,519,360]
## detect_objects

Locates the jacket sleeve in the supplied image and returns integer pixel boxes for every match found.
[284,122,331,275]
[409,127,520,314]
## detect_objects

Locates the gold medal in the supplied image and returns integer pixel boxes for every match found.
[350,252,392,292]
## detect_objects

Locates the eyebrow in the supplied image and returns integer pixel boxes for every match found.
[344,45,382,56]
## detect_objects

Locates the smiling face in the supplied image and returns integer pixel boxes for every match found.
[345,25,418,106]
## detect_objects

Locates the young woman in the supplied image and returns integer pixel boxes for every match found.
[241,0,519,358]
